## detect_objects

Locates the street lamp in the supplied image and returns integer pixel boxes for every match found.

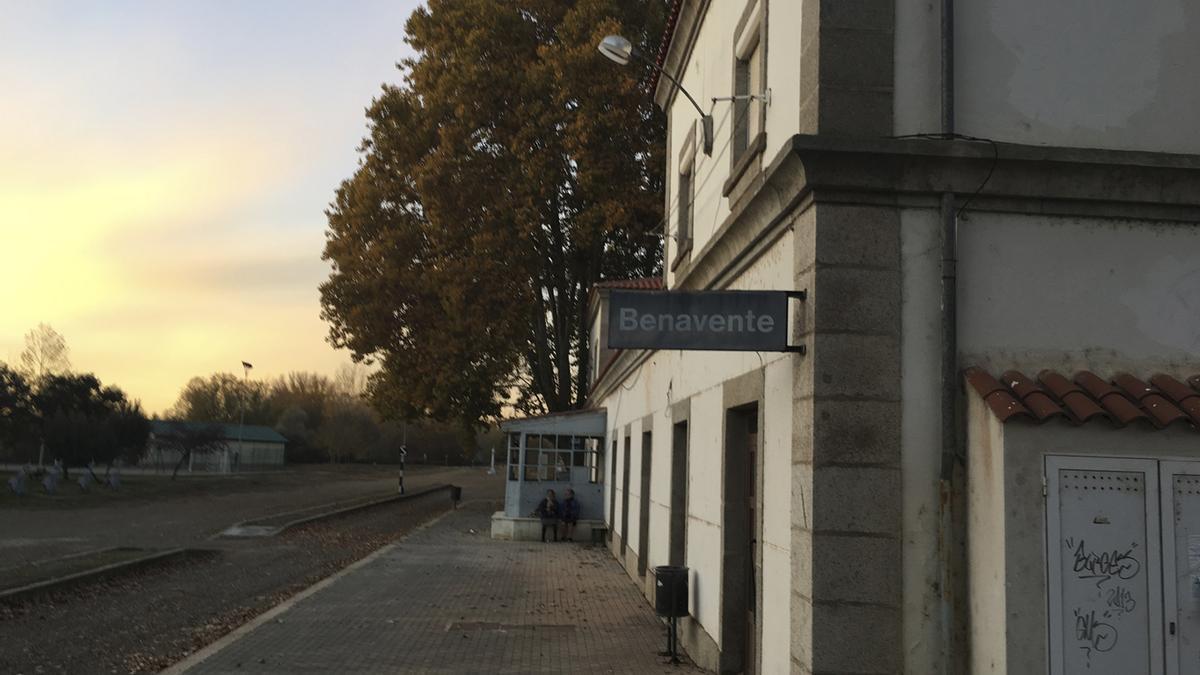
[598,34,713,155]
[236,361,253,473]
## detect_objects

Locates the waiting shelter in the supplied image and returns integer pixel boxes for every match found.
[491,408,607,541]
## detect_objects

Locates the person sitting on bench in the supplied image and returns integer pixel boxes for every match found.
[533,489,559,542]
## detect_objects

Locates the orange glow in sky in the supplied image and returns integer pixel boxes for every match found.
[0,1,421,412]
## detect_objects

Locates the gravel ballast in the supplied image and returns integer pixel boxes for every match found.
[0,488,456,674]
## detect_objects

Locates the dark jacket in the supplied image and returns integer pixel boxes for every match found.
[560,497,580,521]
[534,497,558,520]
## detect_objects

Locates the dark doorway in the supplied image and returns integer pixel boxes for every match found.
[721,403,761,675]
[620,434,631,557]
[608,438,617,537]
[669,421,689,567]
[638,430,652,576]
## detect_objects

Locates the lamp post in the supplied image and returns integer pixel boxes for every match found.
[598,34,713,155]
[236,361,252,473]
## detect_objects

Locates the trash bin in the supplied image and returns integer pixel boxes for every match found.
[450,485,462,502]
[654,565,689,618]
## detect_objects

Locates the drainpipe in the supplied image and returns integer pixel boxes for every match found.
[937,0,958,673]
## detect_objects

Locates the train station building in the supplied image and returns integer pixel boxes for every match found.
[505,1,1200,672]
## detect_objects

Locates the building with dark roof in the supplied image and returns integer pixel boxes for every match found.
[144,420,287,472]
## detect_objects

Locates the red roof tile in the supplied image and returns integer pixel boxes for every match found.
[963,368,1034,423]
[1150,374,1200,427]
[1073,371,1150,426]
[594,277,664,290]
[1000,370,1066,422]
[1036,371,1109,424]
[965,368,1200,431]
[650,0,684,94]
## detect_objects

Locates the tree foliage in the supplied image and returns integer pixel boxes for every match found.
[317,395,381,464]
[321,0,666,431]
[168,373,273,425]
[34,373,149,469]
[20,323,70,381]
[0,363,37,457]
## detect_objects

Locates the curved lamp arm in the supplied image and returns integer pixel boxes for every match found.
[599,35,713,156]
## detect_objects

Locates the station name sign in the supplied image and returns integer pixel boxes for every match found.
[607,290,800,352]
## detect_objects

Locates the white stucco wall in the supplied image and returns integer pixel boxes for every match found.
[648,407,673,575]
[899,207,945,674]
[764,0,802,157]
[597,232,794,668]
[965,390,1008,675]
[957,0,1200,153]
[893,0,941,136]
[896,1,1200,153]
[902,209,1200,673]
[760,356,793,673]
[664,0,802,287]
[958,214,1200,375]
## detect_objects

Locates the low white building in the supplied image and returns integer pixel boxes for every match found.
[574,1,1200,674]
[145,420,287,472]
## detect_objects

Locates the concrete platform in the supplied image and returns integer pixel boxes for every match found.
[169,500,706,674]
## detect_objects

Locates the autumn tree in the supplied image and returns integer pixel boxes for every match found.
[20,323,70,381]
[321,0,666,431]
[317,396,380,464]
[168,373,272,425]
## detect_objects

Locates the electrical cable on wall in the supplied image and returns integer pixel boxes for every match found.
[889,132,1000,218]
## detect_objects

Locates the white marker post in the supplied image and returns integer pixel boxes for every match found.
[398,445,407,494]
[488,446,496,475]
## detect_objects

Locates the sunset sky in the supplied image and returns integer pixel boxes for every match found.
[0,1,421,413]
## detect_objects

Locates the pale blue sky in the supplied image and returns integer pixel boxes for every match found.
[0,1,422,411]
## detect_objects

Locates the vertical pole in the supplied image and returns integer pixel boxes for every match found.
[938,2,958,672]
[236,365,248,474]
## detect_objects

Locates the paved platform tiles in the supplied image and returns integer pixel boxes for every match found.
[179,501,707,674]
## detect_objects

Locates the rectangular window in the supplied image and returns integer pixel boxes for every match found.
[677,163,693,248]
[733,1,764,164]
[507,433,521,481]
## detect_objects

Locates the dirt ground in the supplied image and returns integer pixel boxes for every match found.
[0,464,487,568]
[0,468,505,675]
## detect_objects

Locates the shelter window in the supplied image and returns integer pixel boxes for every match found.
[507,433,521,481]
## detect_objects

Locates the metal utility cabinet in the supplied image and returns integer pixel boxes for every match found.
[967,390,1200,675]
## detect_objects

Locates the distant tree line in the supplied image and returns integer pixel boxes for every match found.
[0,325,501,471]
[167,368,496,465]
[0,325,149,474]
